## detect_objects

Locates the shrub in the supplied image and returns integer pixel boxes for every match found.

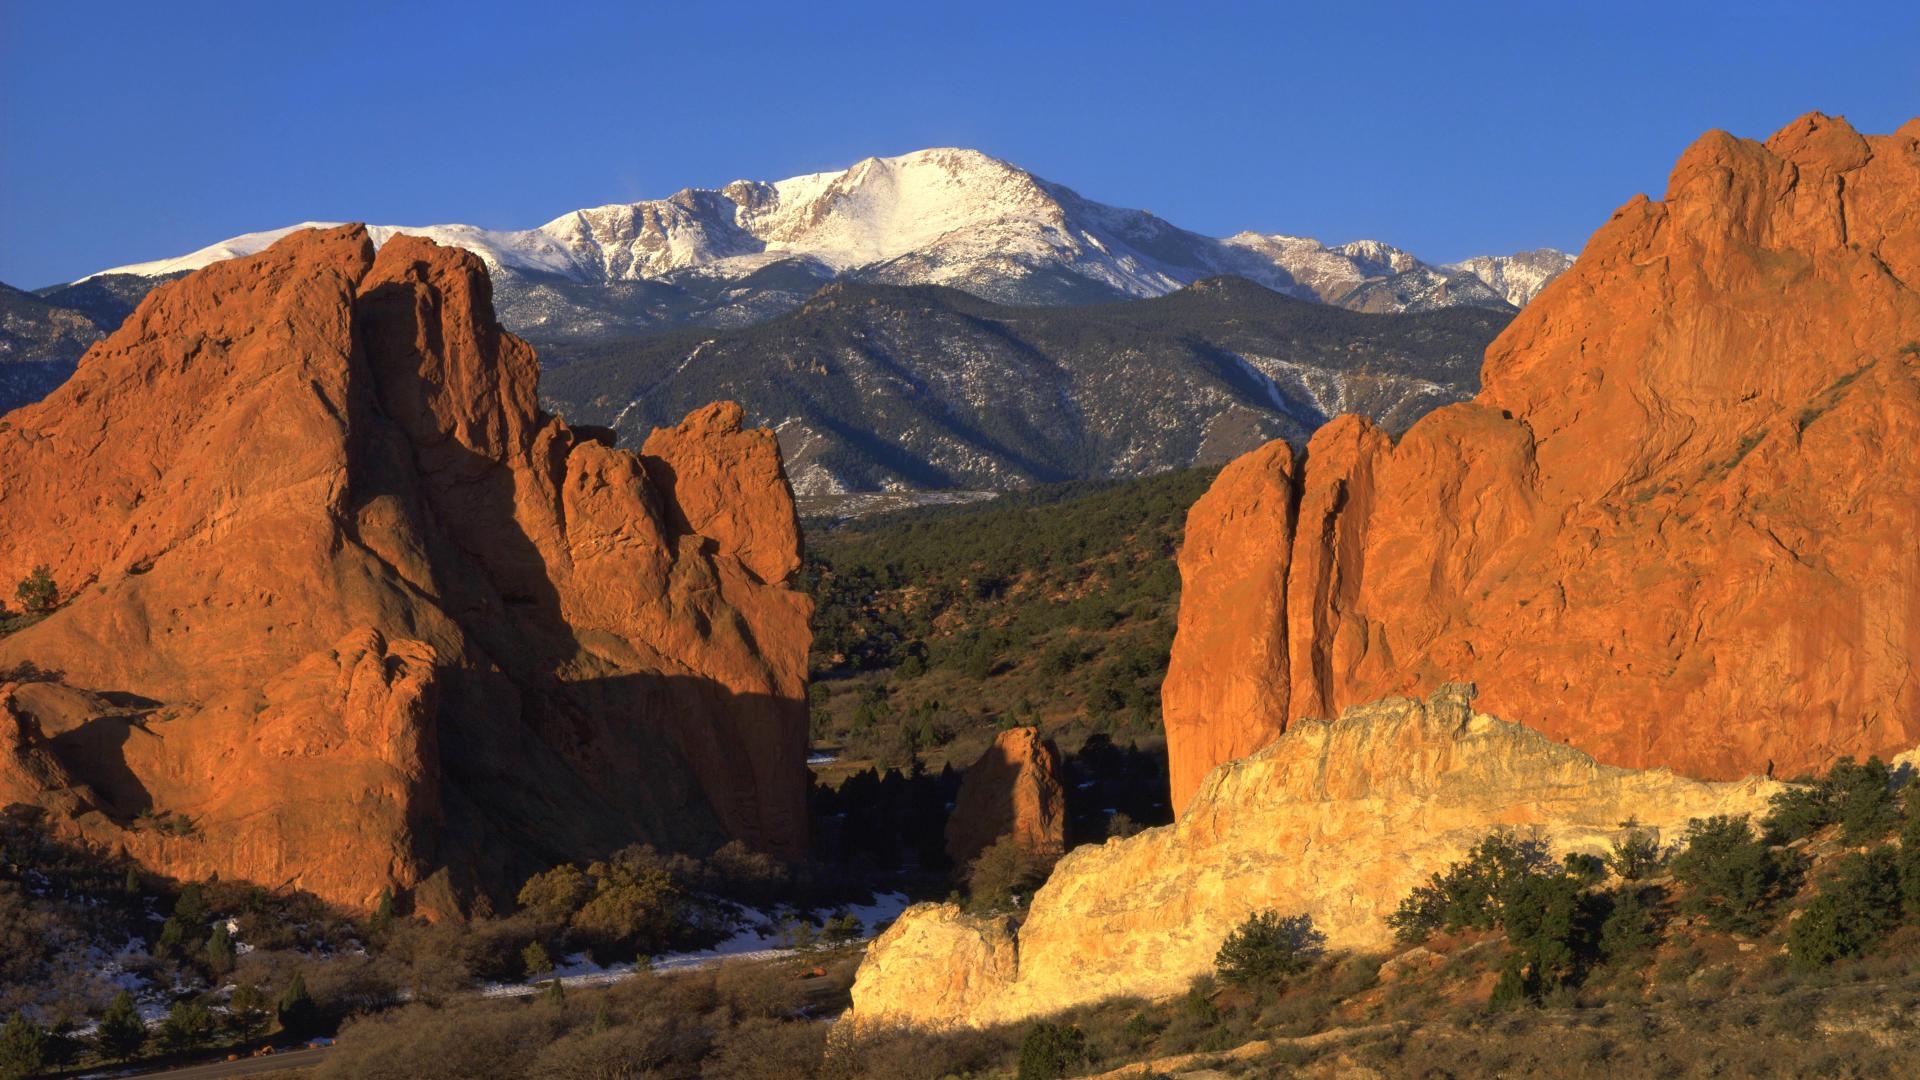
[966,835,1054,911]
[1488,953,1530,1012]
[1605,821,1664,882]
[1214,910,1325,988]
[1387,830,1555,942]
[1016,1021,1088,1080]
[228,983,269,1038]
[95,989,146,1060]
[1762,757,1898,844]
[1898,788,1920,919]
[521,940,553,979]
[1597,887,1660,963]
[1788,846,1903,967]
[158,999,216,1052]
[1669,816,1796,934]
[13,567,56,615]
[1499,871,1587,997]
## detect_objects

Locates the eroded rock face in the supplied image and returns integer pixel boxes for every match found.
[944,727,1067,868]
[1163,114,1920,811]
[0,226,811,913]
[853,687,1785,1029]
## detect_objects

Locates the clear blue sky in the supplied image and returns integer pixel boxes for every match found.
[3,0,1916,288]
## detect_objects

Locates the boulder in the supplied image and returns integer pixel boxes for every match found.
[944,726,1067,867]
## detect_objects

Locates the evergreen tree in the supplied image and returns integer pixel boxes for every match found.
[1670,815,1796,934]
[368,888,395,937]
[205,922,235,976]
[0,1013,47,1080]
[158,1000,214,1052]
[275,973,319,1039]
[1899,792,1920,920]
[1788,846,1903,967]
[228,984,268,1039]
[95,991,146,1061]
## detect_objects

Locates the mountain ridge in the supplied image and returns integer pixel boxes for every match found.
[78,148,1572,331]
[538,274,1509,495]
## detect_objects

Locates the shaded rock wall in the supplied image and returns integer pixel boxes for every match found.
[0,226,812,913]
[943,726,1067,867]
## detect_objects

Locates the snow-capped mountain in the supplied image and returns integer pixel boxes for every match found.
[85,148,1571,339]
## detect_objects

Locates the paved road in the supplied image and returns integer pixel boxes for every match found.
[131,1045,330,1078]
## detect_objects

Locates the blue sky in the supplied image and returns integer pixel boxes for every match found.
[2,0,1915,287]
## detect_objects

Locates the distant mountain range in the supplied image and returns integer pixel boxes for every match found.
[74,148,1569,340]
[540,276,1509,495]
[7,148,1561,485]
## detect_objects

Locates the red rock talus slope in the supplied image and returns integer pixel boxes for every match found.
[0,225,811,913]
[943,726,1067,868]
[1165,113,1920,812]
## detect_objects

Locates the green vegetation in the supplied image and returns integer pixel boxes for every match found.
[1603,819,1664,881]
[12,565,56,615]
[805,468,1210,772]
[0,1012,50,1080]
[1670,814,1799,934]
[1015,1020,1090,1080]
[1762,755,1899,844]
[1214,910,1325,989]
[964,835,1057,914]
[1385,830,1556,942]
[94,991,144,1060]
[1788,846,1903,967]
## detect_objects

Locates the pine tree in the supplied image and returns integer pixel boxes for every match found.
[95,991,146,1061]
[228,984,268,1039]
[368,888,395,937]
[0,1013,48,1080]
[206,922,235,976]
[275,973,318,1039]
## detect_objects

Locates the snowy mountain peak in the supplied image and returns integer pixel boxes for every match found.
[82,149,1572,317]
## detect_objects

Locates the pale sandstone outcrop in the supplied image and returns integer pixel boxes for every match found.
[0,226,811,913]
[1163,114,1920,811]
[852,686,1786,1029]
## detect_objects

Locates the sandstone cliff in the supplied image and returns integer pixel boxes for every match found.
[0,225,812,913]
[852,687,1784,1029]
[1164,114,1920,811]
[944,726,1067,867]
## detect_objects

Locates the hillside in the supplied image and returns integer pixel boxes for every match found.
[545,278,1507,493]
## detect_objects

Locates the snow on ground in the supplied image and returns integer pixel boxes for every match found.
[479,892,912,998]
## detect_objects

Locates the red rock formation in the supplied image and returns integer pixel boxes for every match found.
[1164,113,1920,812]
[0,225,812,912]
[945,727,1066,867]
